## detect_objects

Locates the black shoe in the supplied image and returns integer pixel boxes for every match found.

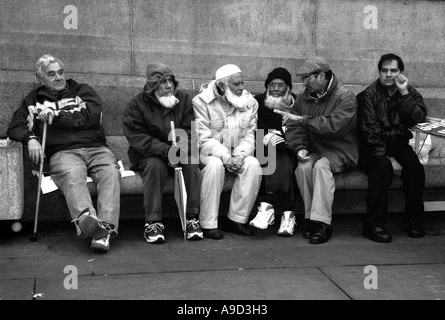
[407,224,425,238]
[202,228,223,240]
[363,226,392,243]
[303,220,318,239]
[223,219,255,236]
[309,222,332,244]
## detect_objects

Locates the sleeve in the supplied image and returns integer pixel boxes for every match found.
[285,97,310,154]
[53,84,103,129]
[123,98,170,159]
[301,90,358,140]
[357,90,386,156]
[233,100,258,158]
[192,96,231,163]
[7,96,40,144]
[396,87,427,127]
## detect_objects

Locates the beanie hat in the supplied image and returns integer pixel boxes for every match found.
[215,64,242,81]
[296,57,331,75]
[145,63,178,92]
[265,67,292,90]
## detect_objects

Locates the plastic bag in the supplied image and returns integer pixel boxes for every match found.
[409,130,433,165]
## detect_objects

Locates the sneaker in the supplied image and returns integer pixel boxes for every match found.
[249,202,275,229]
[75,208,110,240]
[144,222,165,244]
[91,234,110,252]
[186,218,203,240]
[277,211,297,237]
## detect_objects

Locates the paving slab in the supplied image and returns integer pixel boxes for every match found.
[0,279,34,300]
[34,268,349,300]
[321,264,445,300]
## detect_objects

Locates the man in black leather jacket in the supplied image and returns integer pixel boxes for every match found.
[357,53,427,243]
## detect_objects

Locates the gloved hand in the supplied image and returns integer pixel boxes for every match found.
[263,130,285,146]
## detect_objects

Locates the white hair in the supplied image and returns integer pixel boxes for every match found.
[35,54,64,78]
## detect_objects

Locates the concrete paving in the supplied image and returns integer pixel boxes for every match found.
[1,212,444,302]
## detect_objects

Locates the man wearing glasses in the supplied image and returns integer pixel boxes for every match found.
[278,57,359,244]
[249,68,298,237]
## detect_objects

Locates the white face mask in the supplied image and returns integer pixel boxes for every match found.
[224,86,249,110]
[156,92,179,108]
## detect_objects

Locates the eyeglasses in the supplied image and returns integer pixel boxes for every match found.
[300,73,319,82]
[268,82,287,90]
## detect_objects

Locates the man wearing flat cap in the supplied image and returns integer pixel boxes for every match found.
[123,63,202,244]
[249,67,299,237]
[193,64,262,239]
[277,57,359,244]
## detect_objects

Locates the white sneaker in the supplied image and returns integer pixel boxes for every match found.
[91,234,110,252]
[278,211,297,237]
[249,202,275,229]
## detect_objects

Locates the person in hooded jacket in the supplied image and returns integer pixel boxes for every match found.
[7,54,120,253]
[123,63,202,244]
[280,57,359,244]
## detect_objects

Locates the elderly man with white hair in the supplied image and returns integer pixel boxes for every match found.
[193,64,262,239]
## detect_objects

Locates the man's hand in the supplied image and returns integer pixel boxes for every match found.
[224,156,243,174]
[37,108,54,124]
[395,74,409,95]
[28,139,44,165]
[273,109,303,125]
[297,149,310,162]
[388,156,403,177]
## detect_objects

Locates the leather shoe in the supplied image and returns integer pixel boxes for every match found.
[202,228,223,240]
[309,222,332,244]
[303,220,318,239]
[407,224,425,238]
[363,226,392,243]
[223,219,255,236]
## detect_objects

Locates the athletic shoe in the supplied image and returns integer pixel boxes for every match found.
[186,218,203,240]
[76,208,110,240]
[91,234,110,252]
[144,222,165,244]
[277,211,297,237]
[249,202,275,229]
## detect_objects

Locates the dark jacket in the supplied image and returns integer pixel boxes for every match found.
[285,75,359,173]
[123,89,194,169]
[7,79,107,160]
[255,92,296,156]
[356,79,427,157]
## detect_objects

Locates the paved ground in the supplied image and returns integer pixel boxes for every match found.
[1,212,445,303]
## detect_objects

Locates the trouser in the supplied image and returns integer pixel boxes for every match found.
[50,147,121,236]
[200,156,262,229]
[261,150,297,211]
[295,155,334,225]
[359,144,425,228]
[138,157,201,222]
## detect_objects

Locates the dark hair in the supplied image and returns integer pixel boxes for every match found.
[378,53,404,72]
[323,70,333,81]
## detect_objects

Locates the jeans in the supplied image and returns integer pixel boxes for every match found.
[359,144,425,228]
[50,147,121,235]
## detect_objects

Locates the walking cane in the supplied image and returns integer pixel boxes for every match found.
[31,121,48,241]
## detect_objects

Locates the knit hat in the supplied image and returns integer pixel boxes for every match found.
[215,64,242,81]
[265,67,292,90]
[296,57,331,75]
[145,63,178,92]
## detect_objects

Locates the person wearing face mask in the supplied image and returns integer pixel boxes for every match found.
[192,64,262,239]
[279,57,359,244]
[123,63,202,244]
[249,67,299,237]
[357,53,427,243]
